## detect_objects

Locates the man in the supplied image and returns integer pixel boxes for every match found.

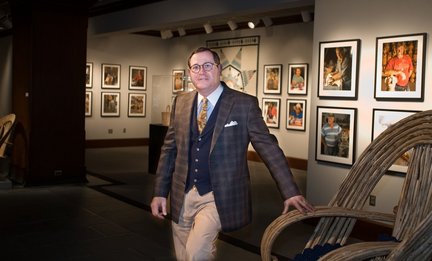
[384,42,414,91]
[327,47,351,90]
[321,113,342,156]
[151,47,314,261]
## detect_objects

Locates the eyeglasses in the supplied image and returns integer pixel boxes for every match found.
[189,62,218,73]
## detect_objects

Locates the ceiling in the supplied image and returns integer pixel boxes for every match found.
[0,0,314,38]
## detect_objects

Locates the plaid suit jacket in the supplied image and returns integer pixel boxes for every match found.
[153,83,300,232]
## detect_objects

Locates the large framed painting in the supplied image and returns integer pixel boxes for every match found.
[102,64,121,89]
[172,69,185,93]
[207,36,259,96]
[101,92,120,117]
[85,91,92,117]
[288,63,308,95]
[128,93,146,117]
[129,66,147,90]
[86,62,93,88]
[263,64,282,94]
[372,109,419,174]
[318,39,360,99]
[316,106,357,166]
[374,33,426,101]
[262,98,280,129]
[286,99,306,131]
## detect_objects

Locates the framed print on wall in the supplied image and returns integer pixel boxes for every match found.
[101,92,120,117]
[288,63,308,95]
[263,64,282,94]
[372,109,419,174]
[86,62,93,88]
[85,91,92,117]
[286,99,306,131]
[318,39,360,99]
[172,69,185,93]
[262,98,280,128]
[129,66,147,90]
[102,64,121,89]
[374,33,426,101]
[316,106,357,166]
[128,93,146,117]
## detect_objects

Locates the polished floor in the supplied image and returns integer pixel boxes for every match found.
[0,146,315,261]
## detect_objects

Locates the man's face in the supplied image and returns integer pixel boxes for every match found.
[397,45,405,57]
[189,51,221,96]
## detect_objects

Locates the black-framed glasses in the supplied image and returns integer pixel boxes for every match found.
[189,62,218,73]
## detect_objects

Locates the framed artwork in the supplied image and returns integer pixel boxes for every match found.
[85,91,92,117]
[128,93,146,117]
[129,66,147,90]
[316,106,357,166]
[101,92,120,117]
[288,63,308,95]
[172,69,185,93]
[207,36,259,96]
[263,64,282,94]
[286,99,306,131]
[372,109,419,174]
[318,39,360,99]
[262,98,280,128]
[86,62,93,88]
[102,64,121,89]
[374,33,426,101]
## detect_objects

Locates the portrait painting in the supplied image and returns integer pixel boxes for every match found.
[129,66,147,90]
[102,64,121,89]
[286,99,306,131]
[128,93,146,117]
[101,92,120,117]
[172,69,185,93]
[288,63,308,95]
[85,91,92,117]
[262,98,280,129]
[374,33,426,101]
[86,62,93,88]
[263,64,282,94]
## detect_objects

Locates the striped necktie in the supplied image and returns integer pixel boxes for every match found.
[197,97,208,134]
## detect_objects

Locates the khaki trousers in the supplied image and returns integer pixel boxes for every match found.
[172,187,221,261]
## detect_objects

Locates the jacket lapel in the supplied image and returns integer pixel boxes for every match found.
[211,86,234,153]
[177,91,197,147]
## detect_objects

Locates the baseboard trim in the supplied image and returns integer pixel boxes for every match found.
[247,150,307,171]
[86,138,148,148]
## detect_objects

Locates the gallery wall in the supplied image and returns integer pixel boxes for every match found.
[308,0,432,213]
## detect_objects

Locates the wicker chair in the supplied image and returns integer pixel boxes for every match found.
[0,113,16,180]
[261,109,432,261]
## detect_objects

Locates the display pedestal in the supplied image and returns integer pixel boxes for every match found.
[148,124,168,174]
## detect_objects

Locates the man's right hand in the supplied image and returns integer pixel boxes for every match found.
[151,197,167,219]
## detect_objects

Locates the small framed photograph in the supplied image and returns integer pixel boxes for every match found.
[286,99,306,131]
[129,66,147,90]
[128,93,146,117]
[172,69,185,93]
[85,91,92,117]
[316,106,357,166]
[263,64,282,94]
[372,109,419,174]
[374,33,426,101]
[262,98,280,128]
[86,62,93,88]
[101,92,120,117]
[318,39,360,99]
[288,63,308,95]
[102,64,121,89]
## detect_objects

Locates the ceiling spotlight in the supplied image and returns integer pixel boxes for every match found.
[262,17,273,27]
[227,20,237,31]
[160,29,173,39]
[301,11,312,23]
[247,19,260,29]
[203,23,213,34]
[178,27,186,36]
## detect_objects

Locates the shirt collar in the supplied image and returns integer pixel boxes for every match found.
[198,84,223,107]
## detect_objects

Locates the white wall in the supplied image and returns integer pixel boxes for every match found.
[86,22,314,160]
[307,0,432,213]
[0,36,13,116]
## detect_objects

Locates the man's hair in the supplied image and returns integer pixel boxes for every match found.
[187,47,221,67]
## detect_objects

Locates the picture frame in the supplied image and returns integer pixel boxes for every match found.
[262,98,280,128]
[288,63,308,95]
[286,99,306,131]
[374,33,426,101]
[102,64,121,89]
[318,39,360,99]
[128,93,146,117]
[372,109,419,174]
[129,66,147,90]
[172,69,185,93]
[86,62,93,88]
[316,106,357,166]
[263,64,282,94]
[85,91,92,117]
[101,92,120,117]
